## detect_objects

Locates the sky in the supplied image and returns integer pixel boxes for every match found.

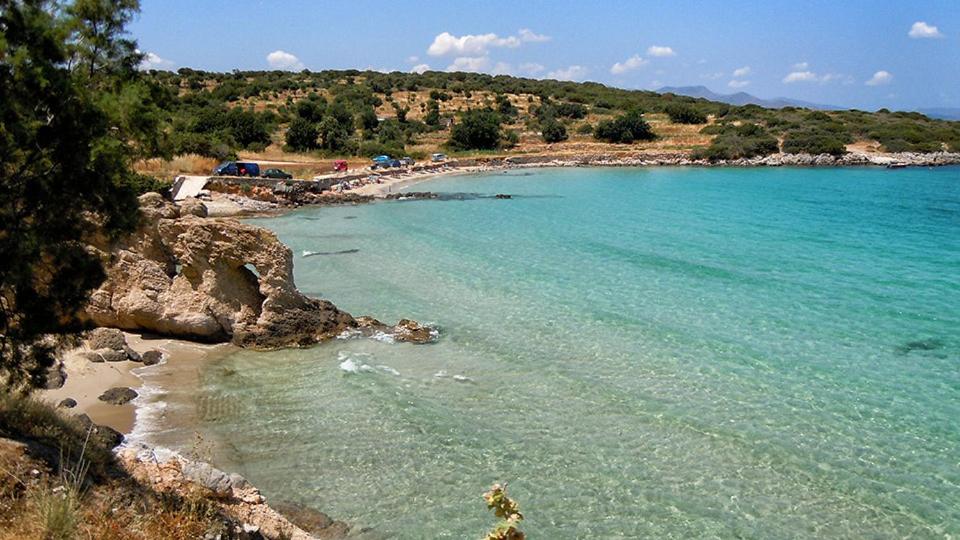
[130,0,960,111]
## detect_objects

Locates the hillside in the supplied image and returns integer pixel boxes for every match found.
[138,69,960,177]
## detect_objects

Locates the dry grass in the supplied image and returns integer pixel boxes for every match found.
[135,154,219,177]
[0,393,226,540]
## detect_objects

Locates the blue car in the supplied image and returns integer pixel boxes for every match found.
[214,161,260,177]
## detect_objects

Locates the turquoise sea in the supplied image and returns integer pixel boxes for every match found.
[143,167,959,538]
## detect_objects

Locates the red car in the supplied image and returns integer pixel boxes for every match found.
[333,160,348,172]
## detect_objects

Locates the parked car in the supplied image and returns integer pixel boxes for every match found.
[431,153,447,162]
[333,160,349,172]
[388,159,402,168]
[400,157,415,166]
[213,161,260,177]
[262,168,293,179]
[371,155,391,170]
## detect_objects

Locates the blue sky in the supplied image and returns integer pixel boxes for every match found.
[131,0,960,111]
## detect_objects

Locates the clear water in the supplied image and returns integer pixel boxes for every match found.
[149,167,960,538]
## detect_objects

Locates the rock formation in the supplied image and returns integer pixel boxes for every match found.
[84,193,435,348]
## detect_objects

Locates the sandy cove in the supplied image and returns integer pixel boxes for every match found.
[40,332,234,435]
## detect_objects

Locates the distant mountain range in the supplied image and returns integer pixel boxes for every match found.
[656,85,960,121]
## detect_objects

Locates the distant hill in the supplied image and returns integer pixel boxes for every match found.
[917,108,960,121]
[657,85,844,111]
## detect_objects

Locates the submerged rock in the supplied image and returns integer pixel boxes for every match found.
[393,319,436,344]
[98,387,138,405]
[141,349,164,366]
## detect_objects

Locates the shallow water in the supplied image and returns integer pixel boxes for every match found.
[142,167,959,538]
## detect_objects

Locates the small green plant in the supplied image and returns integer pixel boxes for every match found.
[35,431,93,540]
[482,483,525,540]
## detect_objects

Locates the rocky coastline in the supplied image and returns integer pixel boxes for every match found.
[39,192,441,539]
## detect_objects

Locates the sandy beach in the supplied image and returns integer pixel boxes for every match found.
[41,332,235,435]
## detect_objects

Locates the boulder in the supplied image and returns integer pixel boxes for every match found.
[98,387,138,405]
[75,414,124,448]
[87,327,126,351]
[179,197,208,218]
[141,350,164,366]
[393,319,436,344]
[44,362,66,389]
[83,194,432,351]
[123,345,142,362]
[79,350,105,363]
[57,398,78,408]
[96,348,128,363]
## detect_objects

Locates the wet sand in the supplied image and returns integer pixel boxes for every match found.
[41,332,235,434]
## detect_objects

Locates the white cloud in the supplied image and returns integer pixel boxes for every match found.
[518,28,551,43]
[783,70,818,83]
[547,65,588,81]
[783,68,851,85]
[407,55,420,63]
[427,29,549,57]
[909,21,943,38]
[733,66,751,77]
[866,70,893,86]
[728,79,750,88]
[792,62,809,70]
[138,51,174,70]
[646,45,676,57]
[447,56,491,72]
[411,63,431,74]
[266,50,305,71]
[610,54,648,74]
[518,62,545,75]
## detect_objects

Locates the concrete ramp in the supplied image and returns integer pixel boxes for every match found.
[172,175,210,201]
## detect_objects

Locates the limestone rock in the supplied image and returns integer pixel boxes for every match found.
[75,414,124,448]
[87,327,126,351]
[141,350,164,366]
[84,196,358,348]
[84,194,432,351]
[98,387,138,405]
[179,197,208,218]
[79,350,105,363]
[393,319,437,344]
[96,348,127,363]
[58,398,78,408]
[44,362,66,389]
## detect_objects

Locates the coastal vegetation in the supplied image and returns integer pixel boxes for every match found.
[0,0,165,390]
[134,68,960,168]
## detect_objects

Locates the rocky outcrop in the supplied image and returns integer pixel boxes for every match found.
[118,445,342,540]
[84,327,141,362]
[85,194,435,349]
[98,387,138,405]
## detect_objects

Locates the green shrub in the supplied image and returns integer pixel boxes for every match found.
[695,123,779,160]
[782,130,849,156]
[666,104,707,124]
[594,109,656,143]
[541,117,568,143]
[576,123,594,135]
[285,117,319,151]
[448,109,504,150]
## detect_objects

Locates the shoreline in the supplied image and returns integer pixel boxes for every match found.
[41,332,235,437]
[346,150,960,198]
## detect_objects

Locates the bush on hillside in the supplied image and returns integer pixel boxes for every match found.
[285,117,319,151]
[541,117,568,143]
[594,109,656,143]
[666,104,708,124]
[694,123,779,160]
[448,109,504,150]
